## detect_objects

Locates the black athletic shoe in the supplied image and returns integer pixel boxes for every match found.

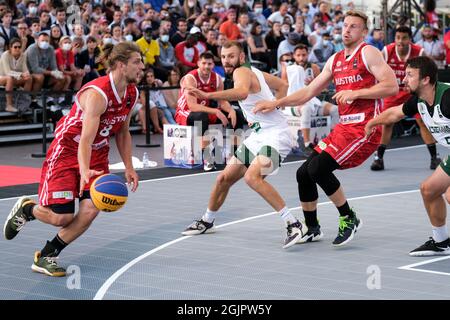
[283,220,305,249]
[370,158,384,171]
[332,212,362,247]
[182,219,215,236]
[430,157,442,170]
[409,237,450,257]
[297,225,324,244]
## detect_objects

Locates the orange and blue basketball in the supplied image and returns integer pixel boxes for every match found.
[90,174,128,212]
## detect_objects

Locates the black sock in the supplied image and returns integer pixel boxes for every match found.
[23,203,35,220]
[303,210,319,228]
[377,144,386,159]
[337,201,352,217]
[40,234,68,257]
[427,143,437,159]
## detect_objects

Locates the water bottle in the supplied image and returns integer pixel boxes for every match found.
[142,152,150,168]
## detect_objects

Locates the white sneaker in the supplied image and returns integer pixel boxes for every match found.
[182,219,216,236]
[203,160,216,171]
[283,220,305,249]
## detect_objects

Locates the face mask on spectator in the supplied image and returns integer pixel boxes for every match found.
[333,34,342,42]
[282,27,289,34]
[62,43,72,51]
[29,6,37,15]
[38,41,49,49]
[161,35,169,43]
[322,39,330,46]
[254,8,263,15]
[125,34,133,41]
[103,37,112,45]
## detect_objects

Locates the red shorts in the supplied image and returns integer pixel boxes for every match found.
[38,143,109,207]
[314,123,381,169]
[175,112,218,126]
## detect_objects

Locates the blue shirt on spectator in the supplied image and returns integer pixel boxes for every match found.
[147,0,165,12]
[366,36,384,50]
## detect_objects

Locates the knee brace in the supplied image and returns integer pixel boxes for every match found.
[307,152,341,196]
[296,154,319,202]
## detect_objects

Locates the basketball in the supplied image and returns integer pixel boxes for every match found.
[90,174,128,212]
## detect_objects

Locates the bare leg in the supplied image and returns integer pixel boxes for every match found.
[57,199,99,244]
[32,205,74,227]
[420,167,450,227]
[417,117,435,145]
[244,155,285,211]
[380,123,394,146]
[32,74,44,92]
[208,156,247,211]
[301,128,311,145]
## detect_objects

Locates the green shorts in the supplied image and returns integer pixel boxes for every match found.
[234,144,281,168]
[439,155,450,175]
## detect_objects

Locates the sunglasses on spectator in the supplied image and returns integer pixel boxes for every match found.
[12,45,22,49]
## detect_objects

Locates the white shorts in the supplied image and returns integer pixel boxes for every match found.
[242,126,294,162]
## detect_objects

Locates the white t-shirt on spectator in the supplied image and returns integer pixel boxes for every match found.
[183,47,195,63]
[268,11,294,25]
[417,39,445,68]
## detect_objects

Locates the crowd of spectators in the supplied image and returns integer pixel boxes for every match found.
[0,0,448,133]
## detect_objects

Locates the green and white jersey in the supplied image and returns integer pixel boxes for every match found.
[417,82,450,147]
[238,66,288,131]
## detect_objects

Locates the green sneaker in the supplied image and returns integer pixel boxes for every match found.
[332,211,362,247]
[3,196,36,240]
[31,251,66,277]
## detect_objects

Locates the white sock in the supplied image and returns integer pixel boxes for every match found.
[279,206,296,224]
[202,208,217,223]
[304,141,311,147]
[432,224,449,243]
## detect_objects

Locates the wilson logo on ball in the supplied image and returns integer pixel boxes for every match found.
[90,174,128,212]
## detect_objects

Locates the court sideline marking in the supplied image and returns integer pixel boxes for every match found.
[93,189,419,300]
[398,256,450,276]
[0,144,427,202]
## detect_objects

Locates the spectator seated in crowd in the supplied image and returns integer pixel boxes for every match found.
[75,36,100,85]
[25,31,68,106]
[162,67,180,115]
[0,37,31,112]
[55,36,84,96]
[0,0,446,132]
[145,67,176,124]
[175,33,199,75]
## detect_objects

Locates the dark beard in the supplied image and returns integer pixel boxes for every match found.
[224,62,240,75]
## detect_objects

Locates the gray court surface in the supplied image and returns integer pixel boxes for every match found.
[1,145,450,300]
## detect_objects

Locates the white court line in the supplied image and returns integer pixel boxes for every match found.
[93,189,419,300]
[398,256,450,276]
[0,144,427,202]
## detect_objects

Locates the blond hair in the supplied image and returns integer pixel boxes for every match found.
[107,42,141,70]
[345,10,370,30]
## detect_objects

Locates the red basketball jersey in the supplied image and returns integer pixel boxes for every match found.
[52,73,138,154]
[383,43,423,108]
[332,42,382,126]
[176,69,220,120]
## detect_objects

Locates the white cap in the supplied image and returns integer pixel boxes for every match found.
[190,26,201,34]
